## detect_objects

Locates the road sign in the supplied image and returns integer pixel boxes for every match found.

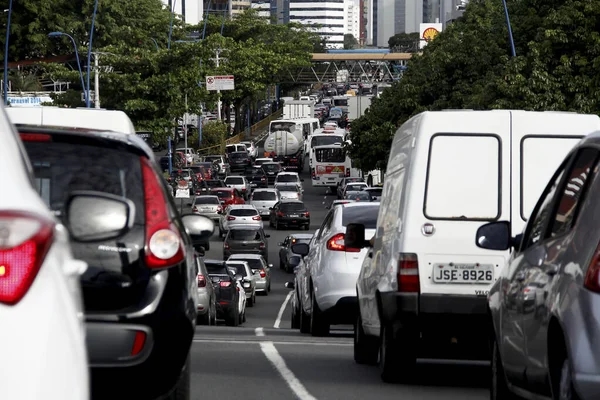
[206,75,235,91]
[81,90,95,103]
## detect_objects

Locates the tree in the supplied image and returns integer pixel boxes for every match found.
[344,34,358,50]
[388,32,420,52]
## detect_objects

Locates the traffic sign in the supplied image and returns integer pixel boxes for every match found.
[206,75,235,91]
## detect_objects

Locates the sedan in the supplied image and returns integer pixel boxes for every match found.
[364,187,382,201]
[223,226,270,262]
[245,166,268,189]
[250,188,280,218]
[278,233,313,272]
[261,162,284,184]
[192,195,223,224]
[341,182,369,198]
[210,187,245,207]
[220,205,262,237]
[269,200,310,230]
[275,184,303,201]
[227,254,273,295]
[224,176,251,200]
[225,260,257,306]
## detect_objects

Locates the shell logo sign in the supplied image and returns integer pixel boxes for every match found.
[419,23,443,49]
[422,27,439,42]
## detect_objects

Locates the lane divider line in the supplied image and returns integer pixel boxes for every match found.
[260,341,318,400]
[274,291,294,329]
[255,327,265,337]
[193,339,352,346]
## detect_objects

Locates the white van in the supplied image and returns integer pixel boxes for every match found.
[348,110,600,381]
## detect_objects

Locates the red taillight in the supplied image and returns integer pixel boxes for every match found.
[304,212,310,217]
[193,206,198,213]
[326,233,360,252]
[19,133,52,142]
[217,206,222,213]
[584,244,600,292]
[277,211,284,217]
[311,169,316,179]
[197,274,206,287]
[0,212,55,305]
[220,280,232,287]
[259,242,266,249]
[261,177,266,181]
[259,269,266,278]
[224,242,230,249]
[252,215,261,221]
[141,158,185,269]
[237,286,240,292]
[227,216,236,221]
[346,168,350,177]
[397,253,419,292]
[131,331,146,356]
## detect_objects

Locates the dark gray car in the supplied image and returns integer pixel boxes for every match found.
[223,225,270,262]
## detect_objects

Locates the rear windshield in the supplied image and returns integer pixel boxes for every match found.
[281,203,306,211]
[204,156,220,163]
[277,175,297,182]
[195,196,219,205]
[262,164,281,172]
[315,148,344,163]
[230,152,247,159]
[227,263,249,277]
[252,191,277,201]
[230,209,258,216]
[277,185,298,192]
[226,177,244,184]
[233,258,263,270]
[205,262,228,275]
[246,168,264,175]
[311,136,343,148]
[228,229,262,240]
[25,141,144,223]
[341,205,380,229]
[212,190,233,198]
[348,191,371,201]
[346,184,366,192]
[205,180,223,187]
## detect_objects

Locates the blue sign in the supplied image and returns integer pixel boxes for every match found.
[8,96,53,106]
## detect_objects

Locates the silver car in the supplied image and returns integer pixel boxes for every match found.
[227,254,272,294]
[220,204,263,234]
[250,188,280,218]
[225,260,257,307]
[275,183,303,201]
[224,175,251,199]
[196,256,217,325]
[192,195,223,222]
[364,187,383,201]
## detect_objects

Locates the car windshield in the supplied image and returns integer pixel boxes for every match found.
[252,191,277,200]
[281,203,306,212]
[229,152,247,159]
[213,190,233,198]
[277,175,297,182]
[228,229,262,240]
[341,205,380,229]
[277,185,299,192]
[262,164,281,172]
[226,177,244,185]
[229,208,258,217]
[233,258,263,270]
[346,184,366,192]
[205,262,228,275]
[226,263,249,277]
[311,136,343,147]
[194,196,219,205]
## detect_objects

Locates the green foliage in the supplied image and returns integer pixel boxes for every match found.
[344,34,358,50]
[388,32,420,52]
[200,121,228,149]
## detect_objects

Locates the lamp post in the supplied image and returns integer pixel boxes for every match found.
[85,0,99,108]
[168,0,177,50]
[48,32,86,99]
[501,0,516,57]
[3,0,13,105]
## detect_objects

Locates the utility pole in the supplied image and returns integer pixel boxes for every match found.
[94,54,100,109]
[211,49,223,121]
[184,93,188,161]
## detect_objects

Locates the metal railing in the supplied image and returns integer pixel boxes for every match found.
[244,108,283,138]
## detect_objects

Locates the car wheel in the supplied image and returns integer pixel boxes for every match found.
[274,219,279,230]
[299,301,311,334]
[280,257,285,270]
[242,310,247,323]
[491,335,520,399]
[291,299,300,329]
[354,313,378,365]
[204,242,210,251]
[269,218,274,228]
[310,290,329,337]
[304,224,310,231]
[196,312,210,326]
[165,353,190,400]
[248,295,254,307]
[379,323,415,383]
[226,306,239,327]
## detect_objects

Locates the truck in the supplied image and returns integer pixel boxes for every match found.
[263,129,305,171]
[282,100,314,120]
[347,96,372,121]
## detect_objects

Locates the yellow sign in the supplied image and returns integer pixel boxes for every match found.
[422,27,439,41]
[330,166,343,173]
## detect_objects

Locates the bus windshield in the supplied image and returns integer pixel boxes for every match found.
[315,148,345,163]
[333,98,348,107]
[270,122,296,133]
[311,136,343,148]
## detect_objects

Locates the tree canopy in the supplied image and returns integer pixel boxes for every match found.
[387,32,419,52]
[349,0,600,172]
[344,34,358,50]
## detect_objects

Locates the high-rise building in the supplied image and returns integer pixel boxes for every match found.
[376,0,422,47]
[250,0,271,18]
[163,0,204,25]
[230,0,252,16]
[346,0,360,43]
[288,0,346,49]
[360,0,368,46]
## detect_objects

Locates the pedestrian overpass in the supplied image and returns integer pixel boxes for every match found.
[282,52,414,84]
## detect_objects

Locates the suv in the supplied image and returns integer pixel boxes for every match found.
[227,151,251,172]
[18,124,214,400]
[203,155,229,178]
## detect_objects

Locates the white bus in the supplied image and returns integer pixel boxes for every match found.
[310,144,352,190]
[306,127,347,166]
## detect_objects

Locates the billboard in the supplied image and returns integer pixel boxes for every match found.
[419,23,442,49]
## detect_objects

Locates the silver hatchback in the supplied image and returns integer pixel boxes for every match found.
[250,188,280,218]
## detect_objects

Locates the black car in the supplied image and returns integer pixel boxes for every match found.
[261,162,283,184]
[204,260,241,326]
[19,125,214,400]
[269,200,310,230]
[228,151,251,172]
[245,166,268,189]
[223,226,270,261]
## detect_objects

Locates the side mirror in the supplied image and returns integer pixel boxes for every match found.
[475,221,511,251]
[269,207,273,210]
[285,281,295,289]
[181,214,215,245]
[291,243,310,257]
[345,223,367,249]
[64,191,134,242]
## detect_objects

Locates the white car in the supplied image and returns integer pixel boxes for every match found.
[275,183,303,201]
[294,202,380,336]
[224,175,251,199]
[240,141,258,159]
[220,204,263,234]
[254,157,273,167]
[226,260,258,306]
[249,188,281,217]
[0,111,89,399]
[175,147,199,164]
[274,171,304,190]
[342,182,368,198]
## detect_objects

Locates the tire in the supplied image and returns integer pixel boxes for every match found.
[354,313,378,365]
[557,357,580,400]
[291,300,300,329]
[196,312,210,326]
[280,256,285,270]
[310,290,329,337]
[211,304,217,326]
[379,324,416,383]
[304,224,310,231]
[204,242,210,251]
[275,219,280,230]
[166,354,190,400]
[269,218,274,228]
[491,336,520,399]
[268,282,271,292]
[225,306,239,327]
[300,303,311,334]
[248,295,254,307]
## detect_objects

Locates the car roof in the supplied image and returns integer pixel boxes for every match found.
[226,260,250,265]
[211,187,234,191]
[196,194,219,198]
[204,259,227,265]
[228,204,256,209]
[277,172,298,175]
[280,199,304,204]
[341,202,381,209]
[252,188,278,192]
[228,225,263,230]
[228,254,263,259]
[225,175,244,179]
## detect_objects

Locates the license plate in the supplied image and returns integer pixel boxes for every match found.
[251,183,257,187]
[327,178,335,181]
[289,214,299,217]
[432,263,494,283]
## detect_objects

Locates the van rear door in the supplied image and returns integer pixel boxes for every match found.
[510,111,600,235]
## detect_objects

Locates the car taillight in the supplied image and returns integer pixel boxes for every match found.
[584,243,600,292]
[252,215,261,221]
[141,157,185,269]
[397,253,419,292]
[311,169,316,179]
[261,177,266,181]
[197,274,206,288]
[227,216,236,221]
[277,211,284,217]
[220,281,232,287]
[193,206,198,213]
[216,206,222,212]
[326,233,360,252]
[19,133,52,142]
[259,242,266,249]
[259,269,266,278]
[304,212,310,217]
[346,168,350,177]
[224,242,230,249]
[0,211,55,305]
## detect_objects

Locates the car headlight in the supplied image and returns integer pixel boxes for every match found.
[243,283,251,288]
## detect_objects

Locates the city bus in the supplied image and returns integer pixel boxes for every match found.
[306,127,346,167]
[310,144,352,190]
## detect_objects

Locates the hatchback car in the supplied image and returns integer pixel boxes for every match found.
[336,177,365,199]
[250,188,280,218]
[227,254,273,294]
[261,162,284,184]
[220,205,263,237]
[342,182,369,198]
[275,171,304,190]
[223,226,270,262]
[275,184,303,201]
[192,195,223,223]
[228,151,251,172]
[196,256,217,325]
[210,187,245,206]
[225,260,257,306]
[245,166,268,189]
[224,176,251,199]
[278,233,313,272]
[344,190,372,202]
[204,260,242,326]
[19,124,215,399]
[254,157,273,167]
[269,200,310,230]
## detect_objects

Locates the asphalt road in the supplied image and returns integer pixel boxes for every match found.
[161,143,488,400]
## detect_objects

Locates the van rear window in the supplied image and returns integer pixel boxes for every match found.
[424,134,500,220]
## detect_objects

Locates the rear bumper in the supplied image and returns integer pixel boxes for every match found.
[276,216,310,226]
[378,292,488,360]
[322,296,357,324]
[216,300,235,317]
[224,249,268,260]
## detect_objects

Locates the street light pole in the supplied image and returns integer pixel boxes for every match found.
[94,54,100,108]
[501,0,517,57]
[215,49,222,120]
[48,32,86,101]
[168,0,177,50]
[3,0,13,105]
[86,0,99,108]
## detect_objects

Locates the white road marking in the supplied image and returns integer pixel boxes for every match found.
[193,339,352,346]
[274,291,293,328]
[255,327,265,337]
[260,341,318,400]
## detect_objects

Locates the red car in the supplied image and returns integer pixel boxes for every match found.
[188,165,207,181]
[210,187,245,206]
